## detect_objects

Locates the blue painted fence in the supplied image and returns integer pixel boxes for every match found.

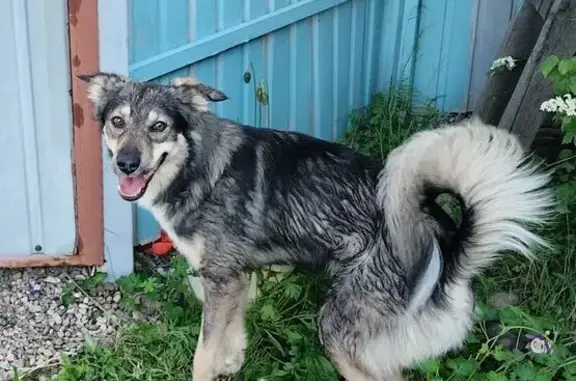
[129,0,523,244]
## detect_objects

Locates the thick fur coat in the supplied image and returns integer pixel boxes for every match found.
[80,72,555,381]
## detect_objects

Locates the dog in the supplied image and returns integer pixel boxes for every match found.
[80,72,555,381]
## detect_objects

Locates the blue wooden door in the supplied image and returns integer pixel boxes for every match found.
[0,0,76,257]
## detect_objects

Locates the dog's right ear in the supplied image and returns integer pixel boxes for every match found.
[78,72,130,119]
[170,77,228,111]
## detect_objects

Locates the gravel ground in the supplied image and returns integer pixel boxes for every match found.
[0,267,127,380]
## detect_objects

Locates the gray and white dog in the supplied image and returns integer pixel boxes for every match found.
[80,72,554,381]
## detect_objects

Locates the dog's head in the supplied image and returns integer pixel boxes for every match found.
[79,73,227,202]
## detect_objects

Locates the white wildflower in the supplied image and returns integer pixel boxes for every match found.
[490,55,517,72]
[528,336,554,354]
[540,94,576,117]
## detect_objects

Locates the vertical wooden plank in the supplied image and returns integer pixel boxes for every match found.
[218,0,245,122]
[0,0,33,256]
[68,0,104,265]
[500,0,575,147]
[32,1,78,254]
[313,8,334,140]
[242,0,269,127]
[412,0,446,104]
[436,0,473,111]
[291,18,313,134]
[473,1,544,125]
[349,0,366,110]
[194,0,218,38]
[99,0,135,279]
[269,0,291,130]
[334,1,352,138]
[159,0,190,51]
[362,0,384,105]
[378,0,402,90]
[154,1,191,82]
[130,0,161,63]
[395,0,421,84]
[130,0,162,246]
[191,0,218,113]
[468,0,514,111]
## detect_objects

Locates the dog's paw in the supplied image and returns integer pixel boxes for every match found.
[214,331,246,375]
[191,369,215,381]
[220,347,246,375]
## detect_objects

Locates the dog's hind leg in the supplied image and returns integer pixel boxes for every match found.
[192,273,249,381]
[323,345,405,381]
[319,298,406,381]
[326,352,404,381]
[329,356,375,381]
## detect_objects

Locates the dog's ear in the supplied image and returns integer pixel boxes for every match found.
[170,77,228,111]
[78,72,130,119]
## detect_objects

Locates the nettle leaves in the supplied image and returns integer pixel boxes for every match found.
[78,72,228,120]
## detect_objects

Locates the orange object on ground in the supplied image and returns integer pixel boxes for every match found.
[137,230,174,256]
[151,230,174,255]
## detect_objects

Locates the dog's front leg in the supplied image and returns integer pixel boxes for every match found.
[192,273,248,381]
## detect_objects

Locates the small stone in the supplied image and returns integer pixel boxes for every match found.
[43,276,61,284]
[52,314,62,325]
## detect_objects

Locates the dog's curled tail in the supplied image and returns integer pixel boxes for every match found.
[379,117,555,281]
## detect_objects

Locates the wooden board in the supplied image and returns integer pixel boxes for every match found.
[498,0,576,147]
[474,0,545,126]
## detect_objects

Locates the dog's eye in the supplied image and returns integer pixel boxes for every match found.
[111,117,124,128]
[151,121,167,132]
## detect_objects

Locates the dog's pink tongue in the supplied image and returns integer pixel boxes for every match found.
[118,176,146,198]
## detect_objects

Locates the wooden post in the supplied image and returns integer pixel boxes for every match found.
[529,0,556,18]
[474,1,545,126]
[498,0,576,147]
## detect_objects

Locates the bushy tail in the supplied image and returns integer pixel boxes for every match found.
[378,117,555,281]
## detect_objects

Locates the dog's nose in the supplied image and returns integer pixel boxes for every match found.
[116,151,141,174]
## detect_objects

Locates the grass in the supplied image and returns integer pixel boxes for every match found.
[22,84,576,381]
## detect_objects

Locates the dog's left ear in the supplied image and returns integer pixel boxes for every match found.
[78,72,130,119]
[170,77,228,111]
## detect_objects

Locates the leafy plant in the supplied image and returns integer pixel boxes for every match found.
[341,82,441,161]
[409,304,576,380]
[243,63,270,128]
[540,55,576,144]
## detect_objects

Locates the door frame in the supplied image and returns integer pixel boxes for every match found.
[0,0,104,267]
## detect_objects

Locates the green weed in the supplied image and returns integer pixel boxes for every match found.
[341,83,441,161]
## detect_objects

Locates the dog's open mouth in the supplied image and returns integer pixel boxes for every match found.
[117,153,168,201]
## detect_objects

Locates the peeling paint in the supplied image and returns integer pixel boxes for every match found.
[73,103,84,128]
[68,0,82,27]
